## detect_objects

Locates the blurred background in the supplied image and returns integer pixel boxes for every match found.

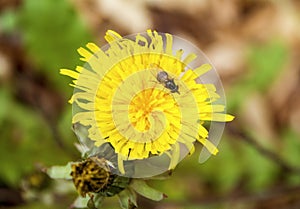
[0,0,300,208]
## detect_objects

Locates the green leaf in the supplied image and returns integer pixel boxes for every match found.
[71,196,90,208]
[46,163,72,180]
[130,179,165,201]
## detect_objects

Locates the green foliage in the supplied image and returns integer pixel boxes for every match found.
[17,0,91,91]
[0,9,18,33]
[72,196,91,208]
[0,0,90,189]
[57,107,76,148]
[240,140,279,191]
[0,89,72,187]
[281,130,300,168]
[13,203,67,209]
[227,39,288,110]
[247,40,288,91]
[281,130,300,185]
[148,141,244,202]
[198,139,244,192]
[118,189,137,209]
[165,137,279,200]
[130,179,165,201]
[206,138,278,192]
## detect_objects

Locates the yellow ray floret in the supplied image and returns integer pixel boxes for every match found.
[61,30,234,175]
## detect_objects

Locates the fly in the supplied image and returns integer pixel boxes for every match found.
[156,71,180,94]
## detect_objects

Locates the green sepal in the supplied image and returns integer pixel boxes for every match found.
[87,194,104,209]
[46,162,73,180]
[71,194,104,209]
[130,179,166,201]
[118,188,137,209]
[71,196,90,208]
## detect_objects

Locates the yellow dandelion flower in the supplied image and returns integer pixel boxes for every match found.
[61,30,234,177]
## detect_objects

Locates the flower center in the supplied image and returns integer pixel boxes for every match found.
[129,88,171,132]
